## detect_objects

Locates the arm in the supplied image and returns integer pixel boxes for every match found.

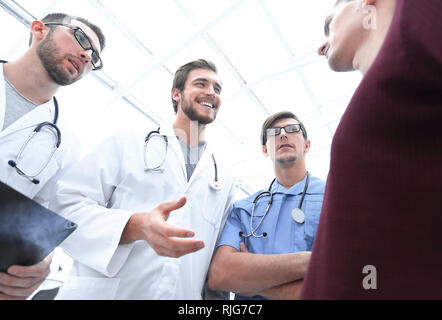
[234,243,306,300]
[50,133,204,276]
[238,280,304,300]
[208,243,310,294]
[0,256,51,300]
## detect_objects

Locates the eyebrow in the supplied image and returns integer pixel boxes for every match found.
[324,15,333,37]
[192,77,223,92]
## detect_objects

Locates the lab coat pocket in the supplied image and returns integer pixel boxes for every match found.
[201,188,225,228]
[55,276,120,300]
[303,200,323,250]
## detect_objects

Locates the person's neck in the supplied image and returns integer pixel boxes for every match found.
[173,115,206,147]
[274,162,307,190]
[353,0,396,75]
[3,52,58,105]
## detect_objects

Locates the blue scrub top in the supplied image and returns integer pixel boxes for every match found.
[217,173,325,300]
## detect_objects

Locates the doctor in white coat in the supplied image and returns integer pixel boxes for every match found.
[51,59,237,300]
[0,13,105,300]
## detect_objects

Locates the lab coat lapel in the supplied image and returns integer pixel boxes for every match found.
[185,146,213,192]
[0,98,55,139]
[160,122,187,182]
[0,63,6,130]
[0,62,55,139]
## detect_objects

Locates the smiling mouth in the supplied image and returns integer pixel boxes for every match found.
[198,101,216,109]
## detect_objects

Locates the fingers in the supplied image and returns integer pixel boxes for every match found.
[143,196,206,258]
[0,275,44,299]
[155,221,195,239]
[239,242,249,253]
[7,255,52,278]
[0,256,51,300]
[147,228,205,258]
[157,196,187,218]
[153,236,205,258]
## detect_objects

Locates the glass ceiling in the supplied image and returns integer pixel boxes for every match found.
[0,0,362,198]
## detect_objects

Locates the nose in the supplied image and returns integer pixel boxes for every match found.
[318,41,329,56]
[279,127,289,139]
[79,49,92,66]
[206,86,217,97]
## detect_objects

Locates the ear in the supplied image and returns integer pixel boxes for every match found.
[304,140,311,154]
[172,88,181,104]
[30,20,49,44]
[262,145,269,157]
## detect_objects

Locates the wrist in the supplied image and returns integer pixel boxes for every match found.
[120,213,142,243]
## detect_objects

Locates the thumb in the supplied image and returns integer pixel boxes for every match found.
[239,242,249,253]
[157,196,187,218]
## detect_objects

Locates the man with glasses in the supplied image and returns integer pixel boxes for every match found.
[208,111,325,300]
[0,13,105,300]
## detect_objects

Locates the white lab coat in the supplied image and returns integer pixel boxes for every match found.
[0,63,78,202]
[0,63,80,298]
[51,123,237,300]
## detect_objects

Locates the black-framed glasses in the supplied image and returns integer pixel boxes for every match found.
[44,22,103,71]
[266,124,302,137]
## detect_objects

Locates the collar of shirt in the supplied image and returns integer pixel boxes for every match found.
[270,173,310,196]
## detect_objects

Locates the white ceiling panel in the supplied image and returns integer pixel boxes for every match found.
[1,0,363,192]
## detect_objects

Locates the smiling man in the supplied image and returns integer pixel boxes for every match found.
[49,59,237,299]
[0,13,105,300]
[208,111,325,300]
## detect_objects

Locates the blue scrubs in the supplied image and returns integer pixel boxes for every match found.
[217,174,325,300]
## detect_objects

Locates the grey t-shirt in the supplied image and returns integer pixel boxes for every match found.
[2,76,37,131]
[177,137,207,182]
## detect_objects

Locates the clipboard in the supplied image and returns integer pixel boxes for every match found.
[0,181,77,272]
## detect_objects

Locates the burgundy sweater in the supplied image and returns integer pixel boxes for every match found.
[301,0,442,299]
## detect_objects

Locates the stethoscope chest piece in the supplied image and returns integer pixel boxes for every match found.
[209,179,221,191]
[291,208,305,224]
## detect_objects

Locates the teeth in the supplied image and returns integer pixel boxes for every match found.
[200,102,214,108]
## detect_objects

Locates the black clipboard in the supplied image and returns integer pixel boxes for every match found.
[0,181,77,272]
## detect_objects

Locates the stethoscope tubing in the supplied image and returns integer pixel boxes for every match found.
[4,58,61,185]
[144,127,220,190]
[240,172,310,238]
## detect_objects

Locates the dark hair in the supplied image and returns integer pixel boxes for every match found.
[29,13,106,51]
[171,59,218,114]
[261,111,307,146]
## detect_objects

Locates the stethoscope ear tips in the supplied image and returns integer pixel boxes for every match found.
[262,232,267,237]
[8,160,17,167]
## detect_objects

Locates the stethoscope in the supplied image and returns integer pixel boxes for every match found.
[143,127,221,191]
[240,172,310,238]
[2,60,62,185]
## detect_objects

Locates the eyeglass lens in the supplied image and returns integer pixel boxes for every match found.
[74,30,101,67]
[267,124,301,136]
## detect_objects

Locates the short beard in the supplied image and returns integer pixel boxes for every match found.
[181,99,216,125]
[37,32,78,86]
[276,155,297,168]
